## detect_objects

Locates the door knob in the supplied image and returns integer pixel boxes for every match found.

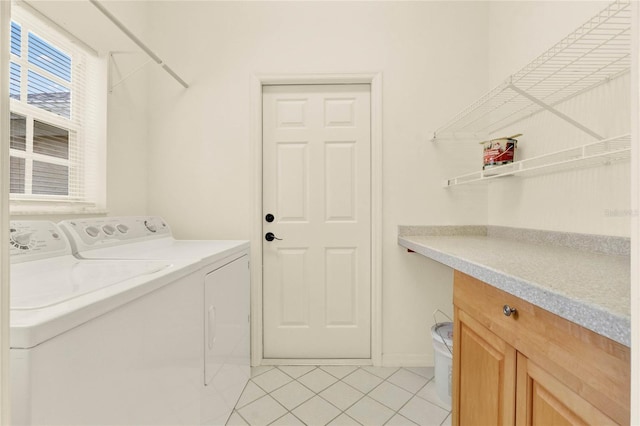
[265,232,282,242]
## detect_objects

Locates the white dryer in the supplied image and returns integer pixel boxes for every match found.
[59,216,251,426]
[10,221,202,425]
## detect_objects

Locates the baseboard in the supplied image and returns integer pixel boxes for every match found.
[382,353,434,367]
[261,359,373,366]
[255,354,434,367]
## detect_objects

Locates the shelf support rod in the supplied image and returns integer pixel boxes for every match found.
[507,84,603,140]
[108,53,154,93]
[89,0,189,89]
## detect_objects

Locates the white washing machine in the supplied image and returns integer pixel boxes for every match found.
[58,216,251,426]
[10,221,203,425]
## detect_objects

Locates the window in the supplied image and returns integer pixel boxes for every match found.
[9,4,106,213]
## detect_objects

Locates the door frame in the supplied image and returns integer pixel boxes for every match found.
[250,73,383,366]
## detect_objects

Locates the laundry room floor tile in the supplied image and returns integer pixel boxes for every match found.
[441,413,452,426]
[342,368,383,393]
[236,394,287,425]
[250,365,274,378]
[416,379,450,411]
[270,380,315,410]
[227,366,452,426]
[387,369,430,393]
[386,413,420,426]
[234,381,266,409]
[278,365,316,379]
[318,381,364,411]
[327,413,361,425]
[269,412,305,426]
[297,368,339,393]
[361,366,400,379]
[225,410,248,426]
[406,366,435,380]
[398,396,449,426]
[345,396,395,426]
[368,381,413,411]
[320,365,359,379]
[251,368,293,393]
[292,395,342,425]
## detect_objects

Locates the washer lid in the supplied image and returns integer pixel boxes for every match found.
[11,257,171,310]
[10,257,198,349]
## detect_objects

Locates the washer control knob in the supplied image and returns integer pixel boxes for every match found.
[116,224,129,234]
[102,225,116,236]
[85,226,100,238]
[144,220,157,233]
[11,232,32,246]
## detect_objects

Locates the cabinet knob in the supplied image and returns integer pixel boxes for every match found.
[503,304,517,317]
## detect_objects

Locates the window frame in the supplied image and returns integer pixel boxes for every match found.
[8,4,106,215]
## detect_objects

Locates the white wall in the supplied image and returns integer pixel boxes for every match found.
[485,1,630,236]
[144,1,490,364]
[106,52,151,217]
[84,0,153,218]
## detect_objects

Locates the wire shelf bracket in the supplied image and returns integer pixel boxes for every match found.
[108,52,153,93]
[506,83,604,141]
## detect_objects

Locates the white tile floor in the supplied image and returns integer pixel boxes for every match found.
[226,366,451,426]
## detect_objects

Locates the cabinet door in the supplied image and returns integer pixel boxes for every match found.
[453,308,516,426]
[204,255,250,386]
[515,353,616,426]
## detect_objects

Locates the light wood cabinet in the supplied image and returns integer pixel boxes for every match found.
[456,308,516,425]
[452,271,630,426]
[516,353,617,426]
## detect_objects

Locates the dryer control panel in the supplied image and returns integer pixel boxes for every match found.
[59,216,172,253]
[9,221,71,263]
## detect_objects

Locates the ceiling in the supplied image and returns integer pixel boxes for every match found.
[23,0,144,54]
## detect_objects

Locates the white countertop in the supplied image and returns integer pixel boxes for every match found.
[398,226,630,347]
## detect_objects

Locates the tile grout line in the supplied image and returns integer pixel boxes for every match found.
[367,368,432,425]
[279,366,372,425]
[383,378,432,425]
[440,412,452,426]
[317,365,406,419]
[236,367,300,425]
[306,366,421,425]
[358,367,449,425]
[310,366,428,425]
[266,409,305,426]
[264,366,360,426]
[288,366,365,424]
[233,365,448,426]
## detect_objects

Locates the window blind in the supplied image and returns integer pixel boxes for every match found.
[9,2,104,209]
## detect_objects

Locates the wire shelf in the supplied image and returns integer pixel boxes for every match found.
[444,134,631,187]
[433,0,631,140]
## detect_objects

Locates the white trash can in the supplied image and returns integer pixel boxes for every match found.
[431,322,453,408]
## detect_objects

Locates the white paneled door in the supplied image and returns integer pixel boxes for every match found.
[262,84,371,359]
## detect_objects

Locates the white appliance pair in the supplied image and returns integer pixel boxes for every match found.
[10,217,249,425]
